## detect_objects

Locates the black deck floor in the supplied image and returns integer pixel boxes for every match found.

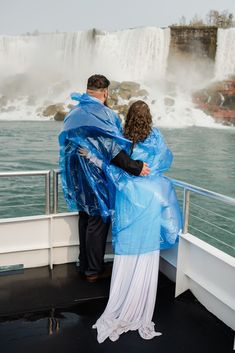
[0,263,233,353]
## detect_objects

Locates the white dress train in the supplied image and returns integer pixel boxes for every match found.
[93,250,162,343]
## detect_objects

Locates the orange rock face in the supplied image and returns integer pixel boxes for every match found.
[193,80,235,126]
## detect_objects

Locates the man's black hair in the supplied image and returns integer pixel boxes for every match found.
[87,74,110,90]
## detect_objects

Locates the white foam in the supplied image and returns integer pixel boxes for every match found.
[0,27,231,127]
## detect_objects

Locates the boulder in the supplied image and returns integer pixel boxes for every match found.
[135,89,149,97]
[222,93,235,110]
[106,98,115,109]
[54,111,67,121]
[115,81,148,102]
[107,91,119,108]
[110,81,120,90]
[113,104,129,116]
[42,103,65,117]
[120,81,140,92]
[193,79,235,126]
[119,89,132,100]
[109,91,119,103]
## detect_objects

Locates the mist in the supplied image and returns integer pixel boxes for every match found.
[0,27,231,126]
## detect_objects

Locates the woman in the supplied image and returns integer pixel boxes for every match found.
[81,101,182,343]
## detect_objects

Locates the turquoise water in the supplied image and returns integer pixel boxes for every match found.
[0,121,234,256]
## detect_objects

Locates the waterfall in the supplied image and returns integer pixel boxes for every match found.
[0,27,170,83]
[215,28,235,80]
[91,27,170,82]
[0,27,215,127]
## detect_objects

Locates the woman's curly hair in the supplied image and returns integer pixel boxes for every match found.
[124,100,152,146]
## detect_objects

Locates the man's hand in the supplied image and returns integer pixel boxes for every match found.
[78,147,89,158]
[140,162,150,176]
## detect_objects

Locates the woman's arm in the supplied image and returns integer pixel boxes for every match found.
[111,150,149,176]
[79,148,150,176]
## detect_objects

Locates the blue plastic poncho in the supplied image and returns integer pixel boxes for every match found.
[59,94,182,254]
[110,128,182,255]
[59,93,131,219]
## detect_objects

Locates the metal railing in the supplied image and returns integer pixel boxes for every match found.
[0,170,51,215]
[0,170,235,251]
[170,178,235,235]
[53,169,60,214]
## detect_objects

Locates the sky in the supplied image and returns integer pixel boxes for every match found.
[0,0,235,35]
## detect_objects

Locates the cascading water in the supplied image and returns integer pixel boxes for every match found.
[0,28,169,84]
[0,27,218,126]
[215,28,235,80]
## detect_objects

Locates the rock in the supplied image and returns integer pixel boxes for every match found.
[106,98,115,109]
[113,104,129,116]
[118,81,141,100]
[193,79,235,126]
[120,81,140,92]
[208,92,224,106]
[54,111,67,121]
[107,81,150,108]
[109,92,119,103]
[222,93,235,110]
[193,90,209,104]
[119,90,132,100]
[42,103,65,117]
[115,81,148,102]
[107,91,119,108]
[135,89,149,97]
[110,81,120,90]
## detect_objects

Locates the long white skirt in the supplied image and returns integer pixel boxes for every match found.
[93,250,162,343]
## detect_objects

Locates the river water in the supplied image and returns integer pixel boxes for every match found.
[0,121,234,256]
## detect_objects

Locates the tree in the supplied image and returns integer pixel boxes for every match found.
[206,9,234,27]
[174,9,235,28]
[189,14,204,26]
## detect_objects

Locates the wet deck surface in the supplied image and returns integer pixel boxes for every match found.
[0,263,233,353]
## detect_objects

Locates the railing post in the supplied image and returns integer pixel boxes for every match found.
[53,170,59,214]
[45,171,51,215]
[183,189,190,234]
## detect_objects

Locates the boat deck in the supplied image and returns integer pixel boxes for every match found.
[0,263,233,353]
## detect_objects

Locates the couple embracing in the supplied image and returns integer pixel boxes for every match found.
[59,74,182,343]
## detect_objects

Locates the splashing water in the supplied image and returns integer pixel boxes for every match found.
[0,27,232,127]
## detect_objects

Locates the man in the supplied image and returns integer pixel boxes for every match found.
[59,74,149,282]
